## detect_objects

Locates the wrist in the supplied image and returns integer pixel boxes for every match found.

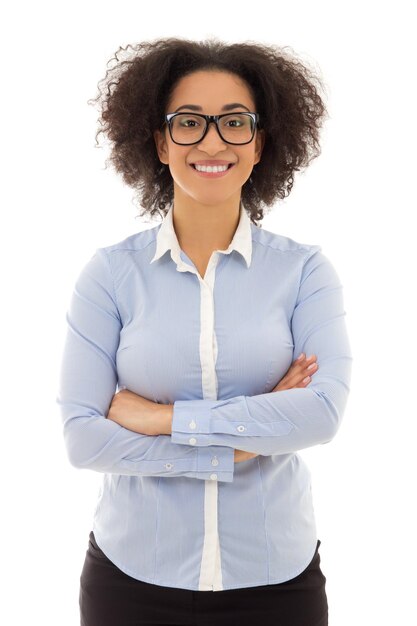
[156,403,173,435]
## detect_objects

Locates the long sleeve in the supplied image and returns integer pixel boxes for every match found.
[171,248,353,456]
[56,247,235,482]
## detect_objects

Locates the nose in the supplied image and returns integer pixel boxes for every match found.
[198,121,227,150]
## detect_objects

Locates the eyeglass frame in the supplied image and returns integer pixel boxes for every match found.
[162,111,261,146]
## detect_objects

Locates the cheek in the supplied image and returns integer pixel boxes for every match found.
[170,163,194,186]
[238,159,256,180]
[168,155,192,178]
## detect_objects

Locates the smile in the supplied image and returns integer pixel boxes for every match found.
[190,163,235,178]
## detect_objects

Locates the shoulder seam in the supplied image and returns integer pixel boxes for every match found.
[102,227,160,254]
[252,234,321,255]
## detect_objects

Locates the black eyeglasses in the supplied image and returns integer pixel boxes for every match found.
[163,112,260,146]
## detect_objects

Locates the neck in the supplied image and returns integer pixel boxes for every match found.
[171,191,242,254]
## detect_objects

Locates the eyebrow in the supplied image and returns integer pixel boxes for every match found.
[172,102,251,113]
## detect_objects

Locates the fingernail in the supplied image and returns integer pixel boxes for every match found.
[297,353,305,361]
[303,376,310,383]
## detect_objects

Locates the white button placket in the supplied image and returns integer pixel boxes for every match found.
[192,252,225,591]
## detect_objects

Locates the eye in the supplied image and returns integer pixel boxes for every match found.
[225,118,243,127]
[178,116,201,128]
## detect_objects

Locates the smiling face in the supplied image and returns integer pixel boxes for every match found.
[153,70,265,208]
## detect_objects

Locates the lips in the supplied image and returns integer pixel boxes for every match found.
[190,163,235,169]
[189,162,236,178]
[191,159,235,165]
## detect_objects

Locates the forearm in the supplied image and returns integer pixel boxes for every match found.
[170,249,353,457]
[58,248,235,482]
[157,403,173,435]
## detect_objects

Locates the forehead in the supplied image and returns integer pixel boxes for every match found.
[167,70,255,108]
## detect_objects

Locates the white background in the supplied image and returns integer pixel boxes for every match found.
[1,1,416,624]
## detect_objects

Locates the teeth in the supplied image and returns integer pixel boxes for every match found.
[194,163,229,173]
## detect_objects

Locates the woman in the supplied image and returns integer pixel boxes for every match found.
[57,37,352,626]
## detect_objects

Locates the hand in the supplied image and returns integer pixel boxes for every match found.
[234,449,259,463]
[234,353,318,463]
[271,353,318,392]
[106,388,165,436]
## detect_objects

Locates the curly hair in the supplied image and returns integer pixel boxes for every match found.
[87,36,329,226]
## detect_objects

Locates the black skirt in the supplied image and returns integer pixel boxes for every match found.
[80,530,328,626]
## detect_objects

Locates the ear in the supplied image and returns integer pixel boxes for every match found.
[254,129,265,165]
[153,128,169,165]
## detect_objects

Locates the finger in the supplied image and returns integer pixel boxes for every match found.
[273,355,318,392]
[304,361,318,375]
[297,361,321,386]
[302,354,317,365]
[286,360,319,385]
[297,362,319,384]
[293,355,318,378]
[295,353,317,363]
[289,355,317,380]
[296,353,316,364]
[275,365,311,391]
[285,362,319,389]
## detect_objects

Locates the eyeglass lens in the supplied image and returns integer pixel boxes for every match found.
[170,113,255,145]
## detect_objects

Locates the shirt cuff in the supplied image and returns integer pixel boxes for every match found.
[171,396,293,442]
[195,446,235,482]
[171,396,247,440]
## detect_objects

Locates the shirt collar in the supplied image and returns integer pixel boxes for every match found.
[150,202,252,269]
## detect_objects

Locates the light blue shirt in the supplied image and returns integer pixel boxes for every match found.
[57,201,352,591]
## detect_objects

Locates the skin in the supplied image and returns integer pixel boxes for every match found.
[107,354,319,463]
[153,70,265,278]
[107,70,320,462]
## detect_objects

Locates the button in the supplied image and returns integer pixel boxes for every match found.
[189,419,197,430]
[211,457,219,466]
[189,437,197,445]
[210,473,218,481]
[164,463,173,470]
[237,425,246,432]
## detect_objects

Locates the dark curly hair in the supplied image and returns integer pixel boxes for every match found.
[87,36,329,226]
